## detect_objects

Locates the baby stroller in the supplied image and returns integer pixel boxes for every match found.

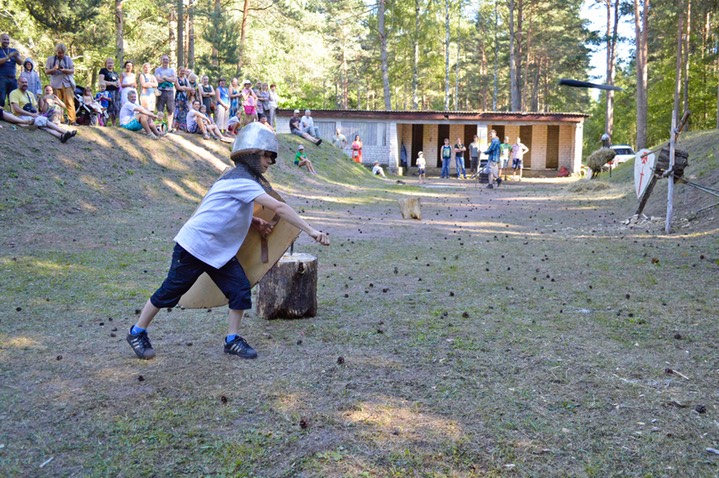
[74,85,108,126]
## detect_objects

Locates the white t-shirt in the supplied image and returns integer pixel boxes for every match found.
[300,115,314,131]
[174,176,266,269]
[417,156,426,169]
[119,101,138,125]
[186,108,199,130]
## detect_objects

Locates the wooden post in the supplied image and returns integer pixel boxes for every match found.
[398,198,422,220]
[667,9,685,234]
[255,253,318,320]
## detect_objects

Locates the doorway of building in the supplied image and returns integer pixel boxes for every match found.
[462,125,476,169]
[546,125,560,169]
[491,125,506,143]
[411,124,423,167]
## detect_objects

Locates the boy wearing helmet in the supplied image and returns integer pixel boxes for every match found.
[127,122,330,360]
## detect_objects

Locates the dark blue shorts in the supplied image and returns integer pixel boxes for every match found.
[150,244,252,310]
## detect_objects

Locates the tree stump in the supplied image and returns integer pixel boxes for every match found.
[398,198,421,220]
[254,253,317,320]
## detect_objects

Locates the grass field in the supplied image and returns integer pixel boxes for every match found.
[1,126,718,477]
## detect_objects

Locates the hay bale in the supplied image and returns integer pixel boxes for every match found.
[585,148,616,178]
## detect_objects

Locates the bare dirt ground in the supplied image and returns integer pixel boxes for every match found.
[1,126,718,477]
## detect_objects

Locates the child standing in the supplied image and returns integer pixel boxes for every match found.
[94,83,112,126]
[126,122,330,360]
[416,151,426,184]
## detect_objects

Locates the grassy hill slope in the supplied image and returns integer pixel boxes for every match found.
[0,126,404,221]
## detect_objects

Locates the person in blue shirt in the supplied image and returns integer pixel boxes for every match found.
[483,129,502,189]
[0,33,23,108]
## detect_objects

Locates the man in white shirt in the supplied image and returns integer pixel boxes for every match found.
[300,109,320,139]
[119,88,163,139]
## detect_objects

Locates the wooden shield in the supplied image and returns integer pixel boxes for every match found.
[634,149,656,199]
[178,188,301,309]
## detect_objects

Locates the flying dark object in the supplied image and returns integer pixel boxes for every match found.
[559,78,623,91]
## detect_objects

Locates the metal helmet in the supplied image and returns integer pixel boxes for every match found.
[231,122,278,164]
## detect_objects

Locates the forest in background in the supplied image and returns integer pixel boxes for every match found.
[1,0,718,153]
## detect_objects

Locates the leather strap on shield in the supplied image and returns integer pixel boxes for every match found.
[260,213,281,263]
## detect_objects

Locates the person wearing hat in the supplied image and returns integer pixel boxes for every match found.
[300,109,320,139]
[289,108,321,145]
[127,122,330,361]
[240,79,257,125]
[294,144,317,175]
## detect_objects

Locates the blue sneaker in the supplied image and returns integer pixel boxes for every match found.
[126,328,156,359]
[224,336,258,359]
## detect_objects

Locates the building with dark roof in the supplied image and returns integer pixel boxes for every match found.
[277,109,589,175]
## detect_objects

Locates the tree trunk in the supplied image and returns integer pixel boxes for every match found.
[169,7,176,68]
[379,0,391,109]
[341,46,348,109]
[238,0,250,75]
[509,0,517,110]
[188,1,195,70]
[604,0,619,137]
[455,9,460,110]
[412,0,420,109]
[530,58,540,111]
[212,0,221,68]
[177,0,184,68]
[682,0,691,114]
[398,198,422,220]
[444,0,450,110]
[255,253,318,320]
[492,0,499,110]
[512,0,524,111]
[523,9,533,111]
[634,0,649,149]
[115,0,123,66]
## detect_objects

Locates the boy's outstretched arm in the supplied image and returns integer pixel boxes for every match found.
[254,193,330,246]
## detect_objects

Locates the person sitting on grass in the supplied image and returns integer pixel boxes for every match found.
[10,76,76,142]
[186,100,233,143]
[258,114,274,132]
[38,85,66,124]
[289,109,321,146]
[227,115,241,135]
[126,122,330,361]
[294,144,317,175]
[372,161,386,178]
[0,108,34,128]
[119,88,164,139]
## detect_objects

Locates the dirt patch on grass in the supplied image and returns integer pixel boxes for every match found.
[1,128,718,477]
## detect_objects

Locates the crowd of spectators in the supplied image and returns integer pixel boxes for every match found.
[1,33,279,144]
